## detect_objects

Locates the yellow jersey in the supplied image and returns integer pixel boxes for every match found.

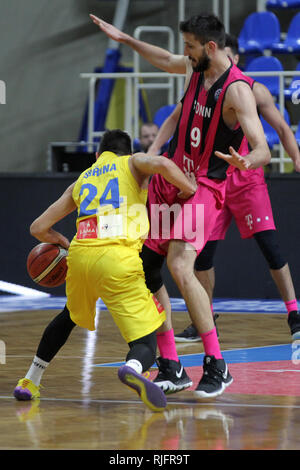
[71,151,149,251]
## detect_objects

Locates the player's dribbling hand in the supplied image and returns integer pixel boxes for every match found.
[89,14,126,43]
[215,146,251,170]
[33,228,70,250]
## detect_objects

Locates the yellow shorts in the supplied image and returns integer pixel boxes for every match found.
[65,244,166,343]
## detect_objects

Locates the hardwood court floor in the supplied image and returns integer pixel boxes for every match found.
[1,306,300,450]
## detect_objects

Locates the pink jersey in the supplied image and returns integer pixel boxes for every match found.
[148,63,254,208]
[145,62,255,254]
[208,73,276,240]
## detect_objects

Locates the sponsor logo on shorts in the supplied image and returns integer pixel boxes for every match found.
[153,295,164,314]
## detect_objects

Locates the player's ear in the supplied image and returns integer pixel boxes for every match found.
[206,40,217,55]
[95,152,100,160]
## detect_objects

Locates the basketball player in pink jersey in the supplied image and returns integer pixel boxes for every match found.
[174,34,300,344]
[91,13,271,398]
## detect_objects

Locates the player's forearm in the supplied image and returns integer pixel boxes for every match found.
[148,114,178,154]
[91,14,186,74]
[277,125,300,168]
[245,144,271,169]
[123,35,180,73]
[30,225,70,248]
[158,159,196,195]
[30,187,76,242]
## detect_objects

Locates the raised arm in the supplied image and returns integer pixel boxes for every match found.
[215,81,271,170]
[90,14,188,74]
[147,64,193,154]
[253,82,300,172]
[30,183,77,248]
[147,104,182,155]
[129,153,197,198]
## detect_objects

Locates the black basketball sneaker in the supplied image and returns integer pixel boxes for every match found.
[288,311,300,340]
[153,357,193,394]
[194,355,233,398]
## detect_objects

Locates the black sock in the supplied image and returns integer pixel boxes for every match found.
[36,305,76,363]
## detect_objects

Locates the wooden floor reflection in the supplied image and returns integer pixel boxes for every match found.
[1,307,300,450]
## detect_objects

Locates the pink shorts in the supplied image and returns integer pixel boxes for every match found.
[145,181,226,256]
[209,168,276,240]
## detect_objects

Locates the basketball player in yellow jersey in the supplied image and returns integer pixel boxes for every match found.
[14,129,197,412]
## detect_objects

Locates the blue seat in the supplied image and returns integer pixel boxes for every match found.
[271,12,300,53]
[246,56,283,97]
[153,104,176,128]
[267,0,300,8]
[238,12,281,53]
[295,121,300,145]
[266,0,281,7]
[260,105,290,148]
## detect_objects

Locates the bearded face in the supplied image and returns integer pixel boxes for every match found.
[191,48,211,72]
[183,33,211,73]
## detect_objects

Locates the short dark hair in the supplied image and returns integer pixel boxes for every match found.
[225,33,239,55]
[180,14,225,48]
[98,129,132,156]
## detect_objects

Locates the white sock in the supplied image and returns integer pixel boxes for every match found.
[125,359,143,375]
[25,355,49,386]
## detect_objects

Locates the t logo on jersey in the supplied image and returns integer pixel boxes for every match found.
[245,213,253,230]
[183,155,194,176]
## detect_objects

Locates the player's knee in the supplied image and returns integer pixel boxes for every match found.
[47,305,76,331]
[194,241,218,271]
[254,230,286,270]
[140,245,164,293]
[167,256,194,291]
[127,332,157,371]
[167,256,186,282]
[145,267,164,293]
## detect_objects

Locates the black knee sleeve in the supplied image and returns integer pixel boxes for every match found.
[194,241,218,271]
[36,305,76,363]
[140,244,165,293]
[127,331,157,372]
[254,230,286,270]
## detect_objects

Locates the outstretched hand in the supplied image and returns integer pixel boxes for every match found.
[215,146,251,171]
[90,14,127,43]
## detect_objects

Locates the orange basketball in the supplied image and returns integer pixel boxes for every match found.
[27,243,68,287]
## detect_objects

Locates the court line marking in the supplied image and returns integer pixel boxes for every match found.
[93,343,293,367]
[0,292,298,314]
[4,355,116,360]
[2,395,300,409]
